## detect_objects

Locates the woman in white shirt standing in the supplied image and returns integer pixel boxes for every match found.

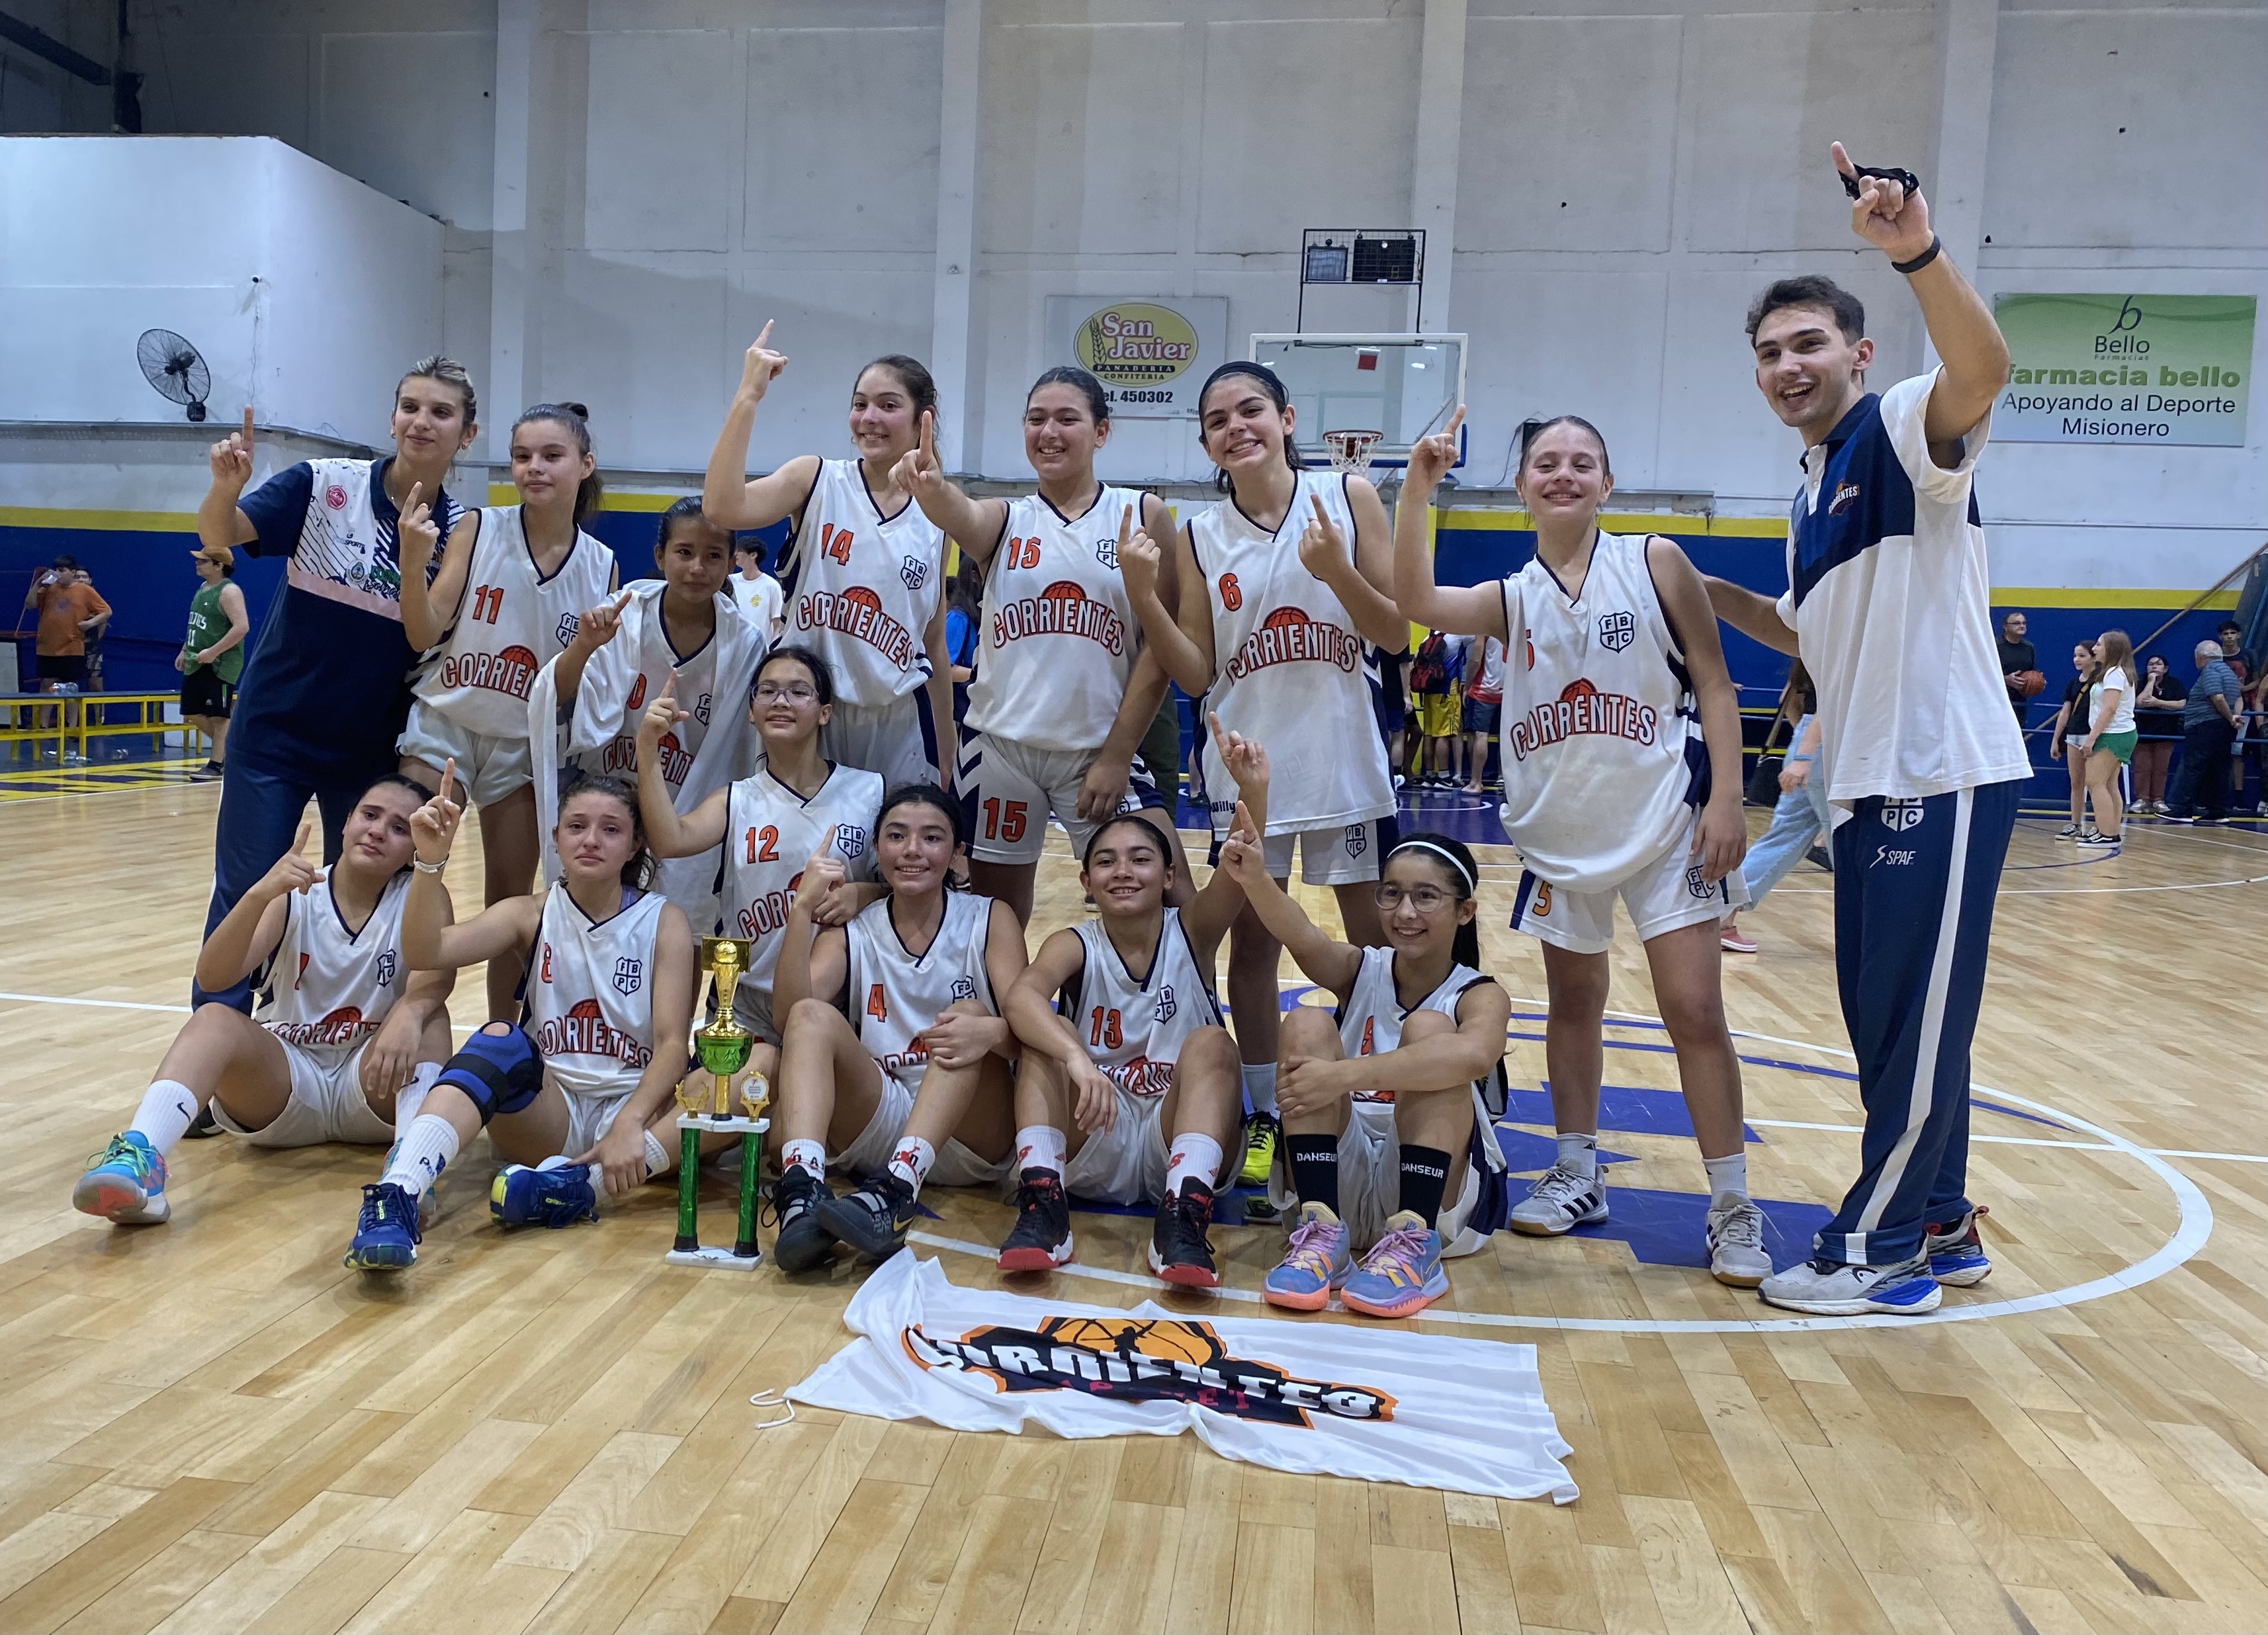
[2079,629,2137,845]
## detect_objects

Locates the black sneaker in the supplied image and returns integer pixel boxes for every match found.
[181,1104,224,1139]
[1147,1182,1219,1288]
[816,1172,917,1264]
[770,1167,838,1272]
[997,1167,1074,1270]
[189,760,224,783]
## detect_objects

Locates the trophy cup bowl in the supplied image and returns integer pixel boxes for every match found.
[694,936,757,1116]
[667,936,766,1269]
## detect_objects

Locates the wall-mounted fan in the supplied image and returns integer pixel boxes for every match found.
[136,328,211,423]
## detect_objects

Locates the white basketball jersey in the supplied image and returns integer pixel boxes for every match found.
[255,869,410,1059]
[415,507,615,736]
[1190,471,1394,834]
[1335,946,1503,1112]
[845,891,996,1090]
[781,459,944,709]
[967,488,1144,750]
[1062,909,1222,1098]
[1495,531,1702,894]
[720,759,885,1026]
[525,887,665,1099]
[580,619,724,794]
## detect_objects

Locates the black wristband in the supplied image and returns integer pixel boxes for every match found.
[1892,236,1942,276]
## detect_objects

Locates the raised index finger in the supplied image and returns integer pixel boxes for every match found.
[1830,140,1855,178]
[439,756,457,806]
[1118,504,1134,545]
[241,406,255,445]
[755,318,774,350]
[1442,404,1466,441]
[294,817,314,853]
[919,410,936,461]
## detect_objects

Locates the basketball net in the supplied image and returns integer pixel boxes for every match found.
[1322,429,1383,474]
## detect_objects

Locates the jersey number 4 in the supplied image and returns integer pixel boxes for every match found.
[470,585,505,624]
[866,983,889,1022]
[1088,1006,1123,1049]
[981,798,1027,843]
[822,525,854,566]
[745,824,780,864]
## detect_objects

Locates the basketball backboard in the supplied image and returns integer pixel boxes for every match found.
[1247,333,1465,470]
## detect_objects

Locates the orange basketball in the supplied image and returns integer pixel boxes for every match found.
[1040,1316,1219,1367]
[2013,668,2046,698]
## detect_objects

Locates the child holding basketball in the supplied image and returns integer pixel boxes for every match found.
[398,402,619,1016]
[994,719,1269,1289]
[891,366,1190,924]
[343,769,696,1271]
[766,786,1022,1270]
[1393,408,1770,1288]
[1217,829,1511,1319]
[703,326,955,788]
[73,776,455,1226]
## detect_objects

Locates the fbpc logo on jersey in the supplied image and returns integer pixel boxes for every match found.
[1684,865,1714,899]
[1598,611,1636,652]
[835,823,869,859]
[901,556,930,592]
[613,957,644,996]
[1880,798,1926,832]
[1153,985,1178,1026]
[375,950,398,988]
[1344,824,1368,859]
[951,977,978,1002]
[1093,531,1118,570]
[556,612,580,648]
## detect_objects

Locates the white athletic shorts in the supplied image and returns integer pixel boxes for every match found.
[1509,814,1749,957]
[955,732,1166,865]
[398,699,533,807]
[1062,1087,1171,1205]
[1207,818,1391,887]
[824,692,940,791]
[1268,1104,1495,1259]
[835,1067,1007,1188]
[212,1039,395,1147]
[559,1087,636,1156]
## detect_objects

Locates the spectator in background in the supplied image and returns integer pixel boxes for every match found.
[729,536,784,640]
[22,555,111,761]
[79,567,109,693]
[2165,639,2243,824]
[2216,618,2260,816]
[177,544,250,783]
[2077,629,2136,846]
[1461,633,1505,794]
[1720,659,1827,955]
[942,551,982,730]
[2048,641,2096,839]
[1409,627,1458,786]
[1374,642,1411,791]
[1997,609,2040,723]
[2130,652,2185,815]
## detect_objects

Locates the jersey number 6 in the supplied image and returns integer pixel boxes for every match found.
[1219,572,1243,612]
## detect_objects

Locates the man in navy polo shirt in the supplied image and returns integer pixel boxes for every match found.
[191,358,478,1008]
[1702,145,2027,1316]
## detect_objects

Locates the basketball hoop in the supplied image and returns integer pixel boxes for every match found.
[1322,429,1383,474]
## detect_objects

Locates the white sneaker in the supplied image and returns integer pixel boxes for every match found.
[1705,1196,1771,1287]
[1757,1254,1939,1315]
[2056,823,2080,838]
[1508,1163,1608,1236]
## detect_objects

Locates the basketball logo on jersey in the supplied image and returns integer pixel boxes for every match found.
[799,586,916,668]
[375,950,397,988]
[1880,798,1925,832]
[539,997,652,1067]
[900,555,930,592]
[612,957,644,996]
[1506,678,1659,762]
[1830,480,1862,515]
[992,581,1127,656]
[439,644,541,701]
[1153,985,1177,1026]
[834,824,869,860]
[1105,1056,1176,1097]
[268,1004,370,1047]
[1224,608,1361,682]
[1598,611,1636,653]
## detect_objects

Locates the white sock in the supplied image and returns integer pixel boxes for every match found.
[394,1062,441,1135]
[1703,1151,1749,1202]
[129,1080,199,1155]
[382,1114,459,1198]
[1556,1131,1598,1179]
[781,1137,826,1180]
[1164,1131,1223,1198]
[1242,1065,1278,1118]
[1014,1124,1067,1176]
[642,1128,676,1178]
[888,1136,936,1196]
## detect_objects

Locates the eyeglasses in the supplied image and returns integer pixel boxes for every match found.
[1373,883,1455,912]
[755,683,818,703]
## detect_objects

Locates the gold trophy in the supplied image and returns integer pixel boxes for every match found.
[666,936,768,1268]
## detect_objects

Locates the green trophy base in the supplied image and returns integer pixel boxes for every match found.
[666,1112,767,1271]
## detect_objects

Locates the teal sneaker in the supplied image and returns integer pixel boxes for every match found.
[1340,1210,1448,1319]
[491,1160,599,1228]
[73,1132,170,1224]
[1262,1202,1352,1311]
[345,1181,421,1271]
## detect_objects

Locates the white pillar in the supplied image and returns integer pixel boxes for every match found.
[1411,0,1469,331]
[1927,0,1998,365]
[486,0,535,469]
[930,0,984,474]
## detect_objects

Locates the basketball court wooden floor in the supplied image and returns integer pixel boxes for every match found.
[4,782,2268,1635]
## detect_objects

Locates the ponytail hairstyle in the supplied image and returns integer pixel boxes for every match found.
[1027,365,1110,426]
[878,782,965,885]
[857,354,939,426]
[513,401,604,525]
[557,773,656,891]
[1197,362,1302,493]
[1514,415,1613,482]
[398,355,478,430]
[1385,831,1483,970]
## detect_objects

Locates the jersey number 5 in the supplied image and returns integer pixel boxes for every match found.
[1088,1006,1123,1049]
[470,585,505,624]
[746,824,780,864]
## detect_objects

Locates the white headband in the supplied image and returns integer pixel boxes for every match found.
[1387,838,1475,897]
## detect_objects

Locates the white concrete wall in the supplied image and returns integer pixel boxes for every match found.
[9,0,2261,590]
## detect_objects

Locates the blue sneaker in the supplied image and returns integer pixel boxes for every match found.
[1340,1210,1449,1319]
[1759,1254,1940,1315]
[1925,1206,1991,1288]
[345,1181,422,1270]
[1262,1202,1352,1311]
[381,1140,446,1231]
[491,1161,599,1228]
[73,1132,171,1224]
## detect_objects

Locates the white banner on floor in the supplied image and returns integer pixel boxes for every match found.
[787,1255,1577,1504]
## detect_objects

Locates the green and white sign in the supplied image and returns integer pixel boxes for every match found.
[1993,294,2254,446]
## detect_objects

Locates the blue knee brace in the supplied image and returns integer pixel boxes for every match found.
[435,1023,543,1124]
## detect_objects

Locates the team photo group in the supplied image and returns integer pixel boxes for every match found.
[70,147,2019,1325]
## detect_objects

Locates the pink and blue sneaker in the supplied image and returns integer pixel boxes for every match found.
[1340,1210,1449,1319]
[73,1132,170,1224]
[491,1159,599,1228]
[1262,1202,1354,1311]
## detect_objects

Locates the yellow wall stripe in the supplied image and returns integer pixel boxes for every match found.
[484,486,688,511]
[0,506,199,533]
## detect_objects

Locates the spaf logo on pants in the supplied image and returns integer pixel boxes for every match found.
[1880,798,1925,832]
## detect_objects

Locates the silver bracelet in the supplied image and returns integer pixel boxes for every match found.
[414,856,449,874]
